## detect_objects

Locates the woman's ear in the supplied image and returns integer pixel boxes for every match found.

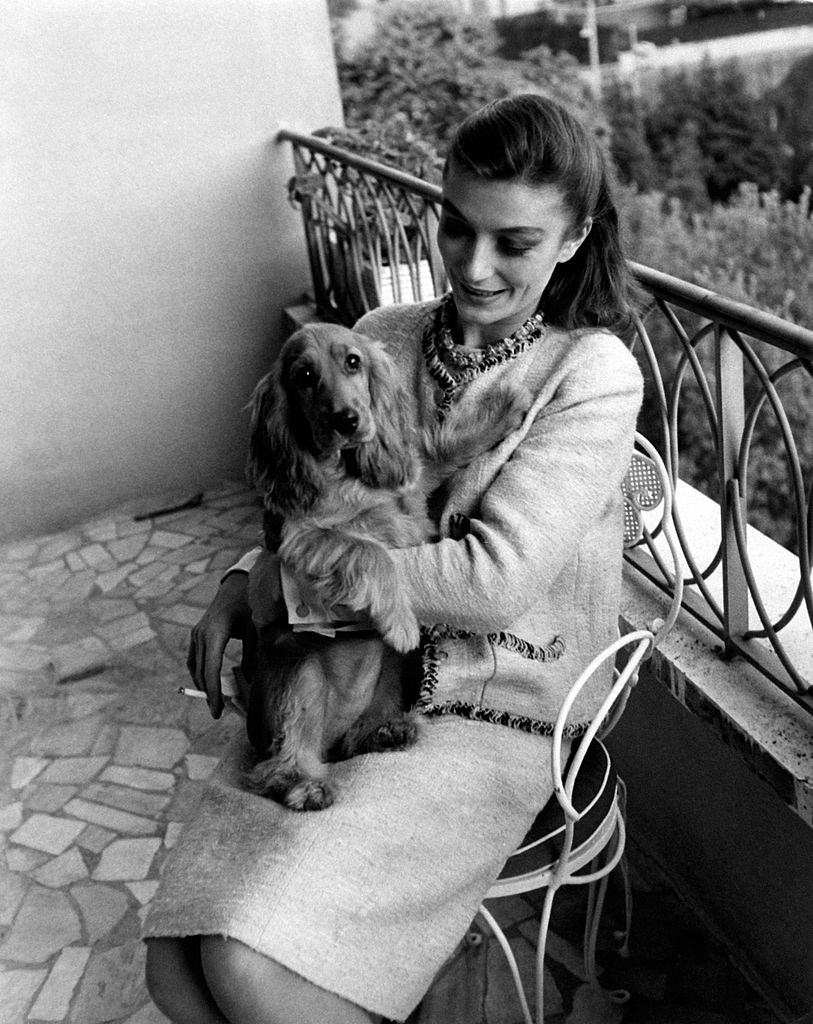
[245,369,320,515]
[354,340,416,489]
[557,217,593,264]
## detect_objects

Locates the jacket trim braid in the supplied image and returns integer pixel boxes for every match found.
[423,623,565,662]
[415,625,587,738]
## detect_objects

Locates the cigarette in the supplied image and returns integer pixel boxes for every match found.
[178,687,208,699]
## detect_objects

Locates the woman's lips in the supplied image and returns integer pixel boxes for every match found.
[457,281,507,301]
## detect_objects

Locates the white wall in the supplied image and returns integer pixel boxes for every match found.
[0,0,343,540]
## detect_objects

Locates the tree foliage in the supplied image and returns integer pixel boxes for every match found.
[606,57,788,204]
[336,0,598,157]
[767,51,813,200]
[650,60,783,202]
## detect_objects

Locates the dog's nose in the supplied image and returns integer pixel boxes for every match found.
[332,408,359,436]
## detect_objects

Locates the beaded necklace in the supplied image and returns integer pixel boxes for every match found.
[422,294,546,416]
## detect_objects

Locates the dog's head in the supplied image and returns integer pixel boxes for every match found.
[246,324,416,515]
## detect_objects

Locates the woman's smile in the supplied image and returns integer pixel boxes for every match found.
[457,282,509,302]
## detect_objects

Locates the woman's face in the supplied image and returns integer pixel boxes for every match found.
[437,163,591,346]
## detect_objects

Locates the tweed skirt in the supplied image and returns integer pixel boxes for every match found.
[142,714,556,1021]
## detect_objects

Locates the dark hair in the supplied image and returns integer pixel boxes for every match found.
[444,94,636,331]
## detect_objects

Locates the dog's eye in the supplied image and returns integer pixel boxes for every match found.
[293,366,316,389]
[345,352,361,373]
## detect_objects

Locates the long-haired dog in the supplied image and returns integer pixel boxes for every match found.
[243,322,530,810]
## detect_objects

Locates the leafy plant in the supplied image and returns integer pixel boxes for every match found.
[336,0,598,156]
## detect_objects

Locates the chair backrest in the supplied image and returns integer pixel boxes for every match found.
[551,432,683,822]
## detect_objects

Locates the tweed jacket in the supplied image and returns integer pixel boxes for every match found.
[353,299,644,737]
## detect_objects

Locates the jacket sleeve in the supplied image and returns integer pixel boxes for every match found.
[389,336,644,632]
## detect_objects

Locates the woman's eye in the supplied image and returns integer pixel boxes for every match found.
[345,353,361,372]
[498,240,533,257]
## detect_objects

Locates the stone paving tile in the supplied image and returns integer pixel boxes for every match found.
[6,846,50,873]
[93,837,161,881]
[25,784,80,814]
[11,757,50,790]
[99,765,176,792]
[0,865,28,926]
[0,968,49,1024]
[70,941,148,1024]
[48,637,111,682]
[107,534,149,563]
[95,612,153,642]
[79,781,171,818]
[108,625,157,651]
[0,886,82,961]
[39,756,109,786]
[0,483,783,1024]
[126,881,160,905]
[31,848,89,888]
[121,1002,173,1024]
[114,726,189,770]
[28,945,91,1022]
[0,800,24,831]
[11,813,86,855]
[62,798,159,836]
[71,882,129,943]
[31,716,110,758]
[184,753,220,780]
[76,823,117,854]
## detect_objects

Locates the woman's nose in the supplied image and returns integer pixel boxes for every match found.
[460,237,494,281]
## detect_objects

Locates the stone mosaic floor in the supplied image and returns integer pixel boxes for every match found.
[0,483,783,1024]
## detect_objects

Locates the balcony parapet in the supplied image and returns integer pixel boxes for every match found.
[622,479,813,826]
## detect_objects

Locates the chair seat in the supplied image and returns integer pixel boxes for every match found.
[497,739,617,881]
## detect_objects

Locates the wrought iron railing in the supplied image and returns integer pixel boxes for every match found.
[277,127,813,714]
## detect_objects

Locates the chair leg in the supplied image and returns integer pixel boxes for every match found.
[478,904,534,1024]
[535,884,559,1024]
[615,852,633,958]
[583,830,632,1008]
[614,778,633,958]
[583,860,610,988]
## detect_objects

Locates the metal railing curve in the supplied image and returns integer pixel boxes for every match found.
[277,127,813,714]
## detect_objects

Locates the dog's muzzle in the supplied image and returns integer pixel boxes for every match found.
[331,408,360,437]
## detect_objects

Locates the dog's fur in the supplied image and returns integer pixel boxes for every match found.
[243,322,530,810]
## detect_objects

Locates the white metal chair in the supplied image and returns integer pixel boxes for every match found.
[477,433,684,1024]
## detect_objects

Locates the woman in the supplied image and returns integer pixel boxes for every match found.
[143,93,644,1024]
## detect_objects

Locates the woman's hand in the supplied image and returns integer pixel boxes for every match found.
[187,572,253,718]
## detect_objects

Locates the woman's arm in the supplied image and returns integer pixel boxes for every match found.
[186,548,262,717]
[390,339,643,632]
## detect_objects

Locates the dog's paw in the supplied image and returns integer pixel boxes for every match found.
[365,716,419,752]
[285,778,335,812]
[381,616,421,654]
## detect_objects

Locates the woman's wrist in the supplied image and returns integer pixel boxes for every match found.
[220,546,262,584]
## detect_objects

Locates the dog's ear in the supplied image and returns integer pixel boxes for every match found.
[245,367,321,515]
[245,370,277,491]
[354,340,417,489]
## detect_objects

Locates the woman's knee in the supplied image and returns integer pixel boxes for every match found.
[145,936,225,1024]
[199,935,371,1024]
[144,938,184,1019]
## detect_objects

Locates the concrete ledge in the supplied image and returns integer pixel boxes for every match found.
[621,565,813,827]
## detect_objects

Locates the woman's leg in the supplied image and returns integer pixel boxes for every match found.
[146,936,376,1024]
[144,937,229,1024]
[199,935,374,1024]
